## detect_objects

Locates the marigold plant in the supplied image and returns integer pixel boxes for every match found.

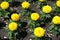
[8,22,18,31]
[21,1,30,9]
[31,13,40,21]
[34,27,45,37]
[56,0,60,7]
[1,1,9,9]
[1,0,60,40]
[42,5,52,13]
[11,13,20,21]
[52,16,60,24]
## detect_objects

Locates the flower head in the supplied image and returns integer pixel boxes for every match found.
[42,5,52,13]
[11,13,20,21]
[21,1,30,9]
[39,0,45,2]
[1,1,9,9]
[56,0,60,7]
[9,22,18,31]
[31,13,40,21]
[34,27,45,37]
[52,16,60,24]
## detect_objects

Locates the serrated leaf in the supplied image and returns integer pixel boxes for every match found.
[49,24,55,30]
[54,26,58,30]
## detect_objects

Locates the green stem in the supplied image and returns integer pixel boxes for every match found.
[9,32,17,40]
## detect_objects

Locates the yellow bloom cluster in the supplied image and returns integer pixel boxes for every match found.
[52,16,60,24]
[42,5,52,13]
[9,22,18,31]
[0,1,9,9]
[34,27,45,37]
[56,0,60,7]
[21,1,30,9]
[31,13,40,21]
[11,13,20,21]
[39,0,45,2]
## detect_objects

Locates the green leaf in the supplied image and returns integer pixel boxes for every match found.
[32,36,38,40]
[0,12,2,16]
[36,1,41,8]
[58,27,60,32]
[5,0,15,3]
[7,31,12,39]
[45,14,51,18]
[54,26,58,30]
[49,24,55,30]
[28,20,32,25]
[35,23,40,27]
[53,6,60,13]
[9,20,13,22]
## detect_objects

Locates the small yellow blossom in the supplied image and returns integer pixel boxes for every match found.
[42,5,52,13]
[34,27,45,37]
[31,13,40,21]
[52,16,60,24]
[56,0,60,7]
[9,22,18,31]
[11,13,20,21]
[21,1,30,9]
[1,1,9,9]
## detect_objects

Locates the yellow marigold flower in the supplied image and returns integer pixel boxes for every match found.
[42,5,52,13]
[31,13,40,21]
[56,0,60,7]
[52,16,60,24]
[34,27,45,37]
[11,13,20,21]
[21,1,30,9]
[39,0,45,2]
[1,1,9,9]
[9,22,18,31]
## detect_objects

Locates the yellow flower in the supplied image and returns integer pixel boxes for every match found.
[21,1,30,9]
[11,13,20,21]
[1,1,9,9]
[52,16,60,24]
[42,5,52,13]
[39,0,45,2]
[34,27,45,37]
[31,13,40,21]
[56,0,60,7]
[9,22,18,31]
